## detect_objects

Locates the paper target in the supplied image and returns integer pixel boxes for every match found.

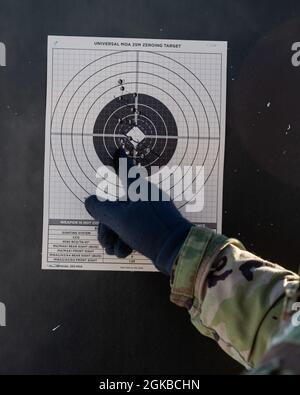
[42,36,227,272]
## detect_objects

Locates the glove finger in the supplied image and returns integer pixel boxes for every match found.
[98,223,116,255]
[98,223,116,248]
[114,237,133,258]
[85,195,125,225]
[98,224,132,258]
[105,245,115,256]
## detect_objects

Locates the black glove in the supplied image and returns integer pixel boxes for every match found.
[85,149,192,275]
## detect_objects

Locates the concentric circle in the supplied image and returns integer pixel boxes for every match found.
[50,50,221,208]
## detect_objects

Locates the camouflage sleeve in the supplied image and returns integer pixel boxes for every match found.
[170,226,299,369]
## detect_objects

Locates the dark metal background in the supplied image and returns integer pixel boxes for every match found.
[0,0,300,374]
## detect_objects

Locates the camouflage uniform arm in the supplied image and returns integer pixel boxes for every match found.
[170,226,299,369]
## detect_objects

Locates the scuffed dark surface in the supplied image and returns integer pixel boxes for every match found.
[0,0,300,375]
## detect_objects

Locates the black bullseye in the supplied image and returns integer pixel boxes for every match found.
[93,93,178,175]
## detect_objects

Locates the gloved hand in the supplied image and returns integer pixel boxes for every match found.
[85,149,192,275]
